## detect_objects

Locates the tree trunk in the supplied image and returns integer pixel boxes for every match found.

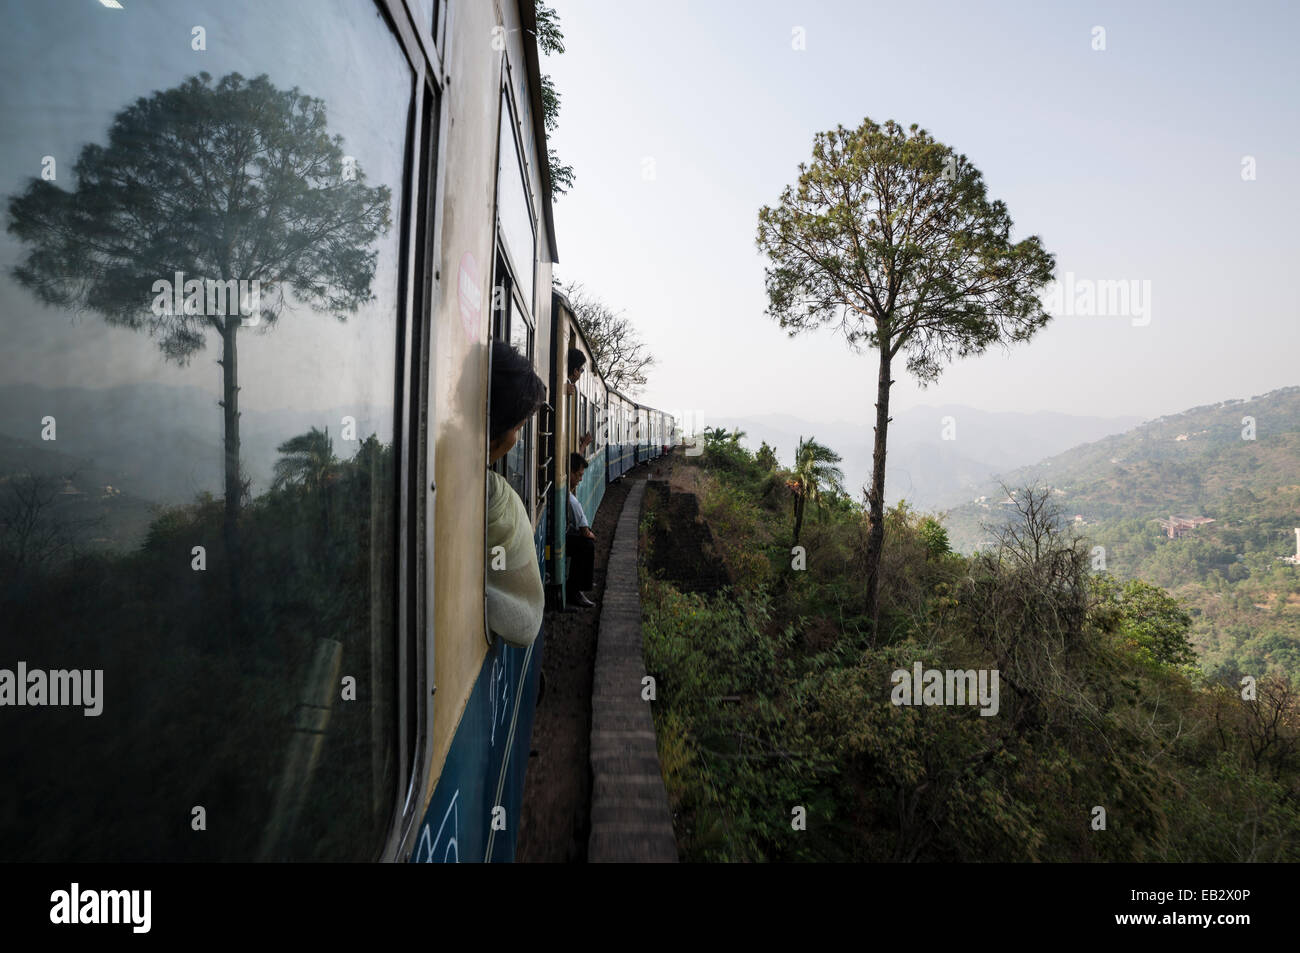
[863,347,892,634]
[793,494,804,549]
[219,316,243,633]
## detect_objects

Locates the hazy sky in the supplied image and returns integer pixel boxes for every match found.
[544,0,1299,426]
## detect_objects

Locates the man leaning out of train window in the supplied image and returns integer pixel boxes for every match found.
[485,340,547,646]
[566,348,594,453]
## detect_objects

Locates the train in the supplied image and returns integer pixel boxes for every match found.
[0,0,676,862]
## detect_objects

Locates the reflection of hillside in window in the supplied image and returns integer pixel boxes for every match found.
[0,1,408,860]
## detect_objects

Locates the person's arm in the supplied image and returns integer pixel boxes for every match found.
[569,492,595,538]
[485,472,545,647]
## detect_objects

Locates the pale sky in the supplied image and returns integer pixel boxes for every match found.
[544,0,1299,426]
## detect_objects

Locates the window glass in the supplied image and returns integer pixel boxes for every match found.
[413,0,437,34]
[496,90,534,317]
[506,306,533,508]
[579,394,588,456]
[0,0,410,861]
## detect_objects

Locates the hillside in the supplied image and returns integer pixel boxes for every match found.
[940,386,1300,677]
[0,382,392,506]
[944,386,1300,550]
[635,441,1300,862]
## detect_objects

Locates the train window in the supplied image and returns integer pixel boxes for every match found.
[579,393,588,458]
[491,251,534,513]
[0,0,411,860]
[507,315,534,508]
[410,0,434,33]
[496,89,535,318]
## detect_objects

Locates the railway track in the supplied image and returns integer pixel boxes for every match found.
[587,476,678,863]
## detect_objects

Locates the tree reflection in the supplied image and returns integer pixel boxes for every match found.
[6,72,392,622]
[2,72,399,859]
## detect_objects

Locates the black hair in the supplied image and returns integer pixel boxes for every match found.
[490,339,546,442]
[567,348,587,376]
[569,451,587,474]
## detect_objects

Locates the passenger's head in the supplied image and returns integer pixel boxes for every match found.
[569,451,587,482]
[567,347,586,384]
[489,340,547,464]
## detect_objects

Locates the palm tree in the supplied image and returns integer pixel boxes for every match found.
[273,427,338,495]
[274,427,340,541]
[787,436,845,548]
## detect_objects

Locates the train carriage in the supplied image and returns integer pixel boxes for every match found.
[606,390,635,481]
[0,0,678,864]
[550,291,608,609]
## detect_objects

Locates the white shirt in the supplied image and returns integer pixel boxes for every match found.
[567,490,589,532]
[485,470,544,647]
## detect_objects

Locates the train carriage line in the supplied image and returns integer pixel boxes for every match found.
[0,0,681,863]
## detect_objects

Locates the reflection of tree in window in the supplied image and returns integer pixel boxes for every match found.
[2,61,403,861]
[7,71,392,629]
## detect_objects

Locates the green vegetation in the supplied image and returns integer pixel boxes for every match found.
[534,2,574,197]
[0,432,398,861]
[640,441,1300,862]
[788,436,845,548]
[943,387,1300,679]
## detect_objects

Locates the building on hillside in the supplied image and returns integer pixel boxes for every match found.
[1278,528,1300,565]
[1155,514,1215,539]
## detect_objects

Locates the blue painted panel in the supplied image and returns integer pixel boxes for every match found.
[577,446,605,525]
[410,520,548,863]
[534,505,549,580]
[408,633,543,863]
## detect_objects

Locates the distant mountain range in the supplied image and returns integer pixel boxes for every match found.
[705,405,1144,512]
[940,386,1300,553]
[0,382,392,544]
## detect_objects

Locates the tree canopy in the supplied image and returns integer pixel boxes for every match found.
[757,118,1056,626]
[561,281,656,395]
